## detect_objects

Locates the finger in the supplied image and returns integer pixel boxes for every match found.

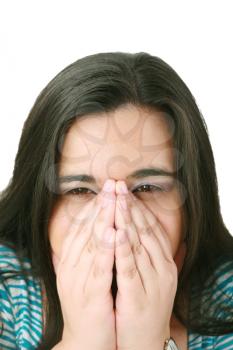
[139,221,176,278]
[63,188,116,269]
[115,228,145,295]
[129,192,174,264]
[78,190,116,299]
[59,196,100,264]
[84,227,116,298]
[116,192,155,293]
[56,222,93,299]
[125,193,174,278]
[59,196,101,265]
[116,185,177,293]
[57,180,117,302]
[94,190,116,248]
[133,215,178,296]
[115,193,141,250]
[59,177,116,265]
[115,194,147,287]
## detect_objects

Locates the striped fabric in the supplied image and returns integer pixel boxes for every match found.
[0,244,43,349]
[188,256,233,349]
[0,244,233,349]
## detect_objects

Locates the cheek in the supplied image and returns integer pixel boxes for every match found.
[48,202,73,261]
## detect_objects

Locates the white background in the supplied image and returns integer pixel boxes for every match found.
[0,1,232,235]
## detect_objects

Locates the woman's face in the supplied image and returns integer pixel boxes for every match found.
[48,103,186,272]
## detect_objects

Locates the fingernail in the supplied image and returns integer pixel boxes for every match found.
[103,179,115,192]
[118,181,128,194]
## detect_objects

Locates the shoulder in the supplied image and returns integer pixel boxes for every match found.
[189,256,233,349]
[188,333,233,350]
[0,243,43,349]
[0,243,31,271]
[206,256,232,319]
[206,256,233,313]
[191,255,233,313]
[206,257,233,348]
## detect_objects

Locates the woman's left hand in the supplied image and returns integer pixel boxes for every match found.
[114,182,178,350]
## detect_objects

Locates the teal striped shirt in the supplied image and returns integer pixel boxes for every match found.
[0,244,233,349]
[0,244,43,349]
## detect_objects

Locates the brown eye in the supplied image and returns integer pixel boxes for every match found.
[66,187,95,196]
[133,184,165,193]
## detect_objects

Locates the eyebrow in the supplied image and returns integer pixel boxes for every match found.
[58,167,177,184]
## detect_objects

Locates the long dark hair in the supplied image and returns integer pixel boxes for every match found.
[0,52,233,348]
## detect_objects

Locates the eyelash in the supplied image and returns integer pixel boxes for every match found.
[65,184,166,196]
[66,188,94,196]
[133,184,166,193]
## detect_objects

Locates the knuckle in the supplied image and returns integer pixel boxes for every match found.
[151,221,158,232]
[147,211,157,227]
[87,240,95,254]
[140,226,153,236]
[133,242,143,255]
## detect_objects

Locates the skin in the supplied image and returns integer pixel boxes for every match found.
[48,103,187,348]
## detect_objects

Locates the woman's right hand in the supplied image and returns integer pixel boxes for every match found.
[54,179,117,350]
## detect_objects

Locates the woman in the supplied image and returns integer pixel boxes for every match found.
[0,51,233,350]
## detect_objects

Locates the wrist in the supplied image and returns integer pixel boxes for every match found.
[153,331,171,350]
[145,332,172,350]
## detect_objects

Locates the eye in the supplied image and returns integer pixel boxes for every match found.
[65,187,95,196]
[132,184,165,193]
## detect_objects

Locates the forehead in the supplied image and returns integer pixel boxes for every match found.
[58,104,175,180]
